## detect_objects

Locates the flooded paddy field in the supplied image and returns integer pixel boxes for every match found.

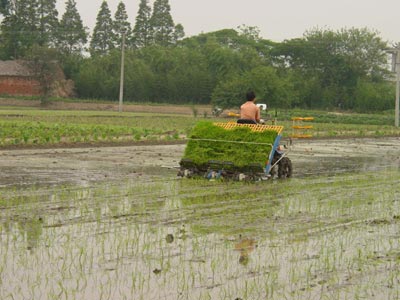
[1,137,400,300]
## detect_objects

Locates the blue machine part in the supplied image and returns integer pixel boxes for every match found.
[206,170,222,180]
[264,134,282,174]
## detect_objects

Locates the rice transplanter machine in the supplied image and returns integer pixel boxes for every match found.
[178,122,292,181]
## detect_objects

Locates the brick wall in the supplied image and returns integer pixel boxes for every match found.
[0,76,41,96]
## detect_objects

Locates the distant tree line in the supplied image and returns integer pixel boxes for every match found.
[0,0,395,112]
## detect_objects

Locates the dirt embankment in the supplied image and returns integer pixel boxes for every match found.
[0,98,213,115]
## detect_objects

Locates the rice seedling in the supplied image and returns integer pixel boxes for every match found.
[1,156,399,299]
[1,108,400,149]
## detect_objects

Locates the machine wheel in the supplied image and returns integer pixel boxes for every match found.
[278,157,292,178]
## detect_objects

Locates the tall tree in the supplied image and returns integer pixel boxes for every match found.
[0,0,61,58]
[37,0,59,47]
[89,0,114,56]
[113,1,132,48]
[0,0,39,58]
[58,0,87,54]
[0,0,6,14]
[0,0,13,15]
[0,13,20,58]
[0,0,18,58]
[132,0,152,48]
[150,0,174,46]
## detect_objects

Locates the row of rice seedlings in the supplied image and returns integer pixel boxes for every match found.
[2,108,399,149]
[0,120,184,147]
[1,168,399,299]
[135,170,400,298]
[171,170,400,299]
[1,176,203,294]
[267,170,400,299]
[0,109,200,147]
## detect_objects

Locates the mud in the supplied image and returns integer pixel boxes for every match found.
[0,137,399,187]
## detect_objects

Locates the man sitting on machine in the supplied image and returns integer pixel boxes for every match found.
[237,91,265,124]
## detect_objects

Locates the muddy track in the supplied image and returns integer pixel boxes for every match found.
[0,98,212,115]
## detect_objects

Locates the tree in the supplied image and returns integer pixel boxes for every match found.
[271,27,389,109]
[122,52,155,102]
[0,12,21,58]
[137,45,212,103]
[113,1,132,48]
[0,0,13,15]
[211,66,292,109]
[353,79,394,112]
[182,29,273,63]
[197,32,265,83]
[89,0,114,56]
[37,0,59,47]
[0,0,6,14]
[237,24,261,41]
[75,50,153,101]
[150,0,175,46]
[0,0,60,58]
[132,0,152,48]
[58,0,87,54]
[0,0,39,58]
[166,47,213,104]
[173,23,184,43]
[75,53,121,99]
[25,45,60,104]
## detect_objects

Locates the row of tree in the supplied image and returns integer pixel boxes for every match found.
[76,27,394,112]
[0,0,184,58]
[90,0,184,56]
[0,1,396,112]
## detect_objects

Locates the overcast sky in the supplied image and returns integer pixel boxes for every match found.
[56,0,400,43]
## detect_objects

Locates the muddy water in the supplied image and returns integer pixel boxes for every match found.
[0,144,182,187]
[289,137,400,176]
[0,137,399,187]
[0,137,400,300]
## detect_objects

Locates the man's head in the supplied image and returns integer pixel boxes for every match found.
[246,91,256,102]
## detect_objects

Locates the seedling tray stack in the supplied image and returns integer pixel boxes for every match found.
[180,121,283,176]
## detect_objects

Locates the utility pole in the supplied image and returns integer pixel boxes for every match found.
[388,46,400,127]
[396,51,400,127]
[118,32,126,113]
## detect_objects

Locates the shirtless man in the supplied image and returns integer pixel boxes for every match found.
[238,91,264,124]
